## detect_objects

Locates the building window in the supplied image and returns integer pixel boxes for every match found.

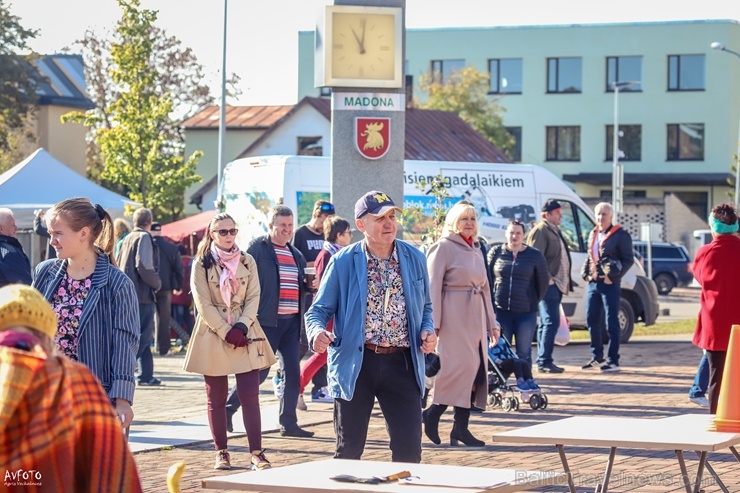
[668,55,705,91]
[670,191,708,219]
[505,126,522,162]
[606,56,642,91]
[489,58,522,94]
[431,59,465,83]
[546,126,581,161]
[667,123,704,160]
[547,57,581,93]
[606,125,642,161]
[297,136,323,156]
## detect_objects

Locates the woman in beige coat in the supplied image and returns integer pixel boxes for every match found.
[424,202,499,447]
[184,213,276,471]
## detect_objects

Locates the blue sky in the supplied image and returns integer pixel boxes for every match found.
[13,0,740,106]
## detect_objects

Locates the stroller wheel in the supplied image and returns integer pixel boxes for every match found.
[501,397,513,412]
[487,393,496,408]
[539,393,549,410]
[529,393,541,410]
[512,397,520,411]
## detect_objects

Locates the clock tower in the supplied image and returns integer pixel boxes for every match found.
[316,0,406,238]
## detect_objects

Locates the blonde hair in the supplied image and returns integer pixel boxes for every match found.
[47,198,117,266]
[113,218,131,240]
[442,201,478,238]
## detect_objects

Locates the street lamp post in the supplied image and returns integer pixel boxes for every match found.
[611,80,639,216]
[216,0,228,210]
[711,42,740,209]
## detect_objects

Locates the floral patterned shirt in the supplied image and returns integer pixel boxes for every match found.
[364,242,409,347]
[52,273,93,361]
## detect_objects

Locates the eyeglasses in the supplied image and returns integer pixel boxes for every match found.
[215,228,239,237]
[319,203,335,214]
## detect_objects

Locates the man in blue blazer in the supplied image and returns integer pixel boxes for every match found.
[305,190,437,463]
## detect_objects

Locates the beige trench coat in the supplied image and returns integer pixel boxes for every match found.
[183,253,276,376]
[427,234,496,409]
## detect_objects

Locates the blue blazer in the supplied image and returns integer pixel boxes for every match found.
[305,240,434,400]
[33,254,140,404]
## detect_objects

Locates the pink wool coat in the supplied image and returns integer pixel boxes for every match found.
[427,234,496,409]
[692,234,740,351]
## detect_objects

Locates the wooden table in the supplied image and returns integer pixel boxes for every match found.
[492,414,740,493]
[202,458,563,492]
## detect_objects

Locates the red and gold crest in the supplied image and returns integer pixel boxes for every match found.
[355,117,391,160]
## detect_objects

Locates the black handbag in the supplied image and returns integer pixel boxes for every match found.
[425,353,441,377]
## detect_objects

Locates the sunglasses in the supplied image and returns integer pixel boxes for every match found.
[319,203,335,214]
[215,228,238,237]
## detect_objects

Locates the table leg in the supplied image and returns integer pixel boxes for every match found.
[596,447,616,493]
[730,446,740,463]
[694,450,730,493]
[556,444,577,493]
[675,450,693,493]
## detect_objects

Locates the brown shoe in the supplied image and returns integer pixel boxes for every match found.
[214,449,231,470]
[250,449,271,470]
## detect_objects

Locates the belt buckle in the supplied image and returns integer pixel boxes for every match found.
[374,344,382,354]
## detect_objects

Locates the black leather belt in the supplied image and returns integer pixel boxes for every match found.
[364,342,404,354]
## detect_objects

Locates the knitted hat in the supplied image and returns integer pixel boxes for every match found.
[0,284,58,339]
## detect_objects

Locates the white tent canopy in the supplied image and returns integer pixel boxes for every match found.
[0,148,138,229]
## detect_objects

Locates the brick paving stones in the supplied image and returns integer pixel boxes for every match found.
[132,336,740,492]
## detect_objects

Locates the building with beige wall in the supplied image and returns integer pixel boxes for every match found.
[181,104,293,214]
[33,54,94,176]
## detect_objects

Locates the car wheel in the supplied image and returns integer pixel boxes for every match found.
[618,298,635,343]
[654,273,676,295]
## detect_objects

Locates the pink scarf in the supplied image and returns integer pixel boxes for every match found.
[210,243,241,323]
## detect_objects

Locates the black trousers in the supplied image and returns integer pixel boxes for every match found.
[706,349,728,414]
[334,348,422,463]
[155,290,172,356]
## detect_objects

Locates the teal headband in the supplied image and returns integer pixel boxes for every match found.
[709,215,739,234]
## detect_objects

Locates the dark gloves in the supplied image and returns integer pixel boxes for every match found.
[225,325,248,347]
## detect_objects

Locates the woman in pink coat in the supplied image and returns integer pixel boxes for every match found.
[692,202,740,414]
[423,201,498,447]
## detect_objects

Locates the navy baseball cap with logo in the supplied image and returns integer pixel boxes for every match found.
[354,190,403,220]
[542,199,562,213]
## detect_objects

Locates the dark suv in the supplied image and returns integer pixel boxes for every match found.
[633,241,693,295]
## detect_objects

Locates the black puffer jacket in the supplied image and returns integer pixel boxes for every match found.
[487,244,549,313]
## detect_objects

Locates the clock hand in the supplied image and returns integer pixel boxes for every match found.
[359,18,366,53]
[350,24,366,54]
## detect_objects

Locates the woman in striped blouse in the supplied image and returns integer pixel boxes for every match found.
[32,198,140,428]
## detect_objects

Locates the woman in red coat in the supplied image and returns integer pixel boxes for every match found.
[692,202,740,414]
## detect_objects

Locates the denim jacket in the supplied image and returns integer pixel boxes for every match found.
[305,240,434,400]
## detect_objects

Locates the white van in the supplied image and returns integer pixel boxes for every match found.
[220,155,659,342]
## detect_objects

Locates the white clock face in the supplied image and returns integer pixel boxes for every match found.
[330,12,396,81]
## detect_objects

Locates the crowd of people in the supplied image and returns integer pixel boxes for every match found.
[0,191,737,482]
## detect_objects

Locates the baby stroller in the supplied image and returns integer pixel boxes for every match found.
[487,335,548,411]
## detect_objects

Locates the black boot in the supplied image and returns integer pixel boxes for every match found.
[422,404,446,445]
[450,407,485,447]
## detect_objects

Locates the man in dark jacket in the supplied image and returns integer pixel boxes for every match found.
[0,208,31,287]
[33,209,56,260]
[116,208,162,385]
[150,222,184,356]
[581,202,634,373]
[527,199,572,374]
[226,205,314,438]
